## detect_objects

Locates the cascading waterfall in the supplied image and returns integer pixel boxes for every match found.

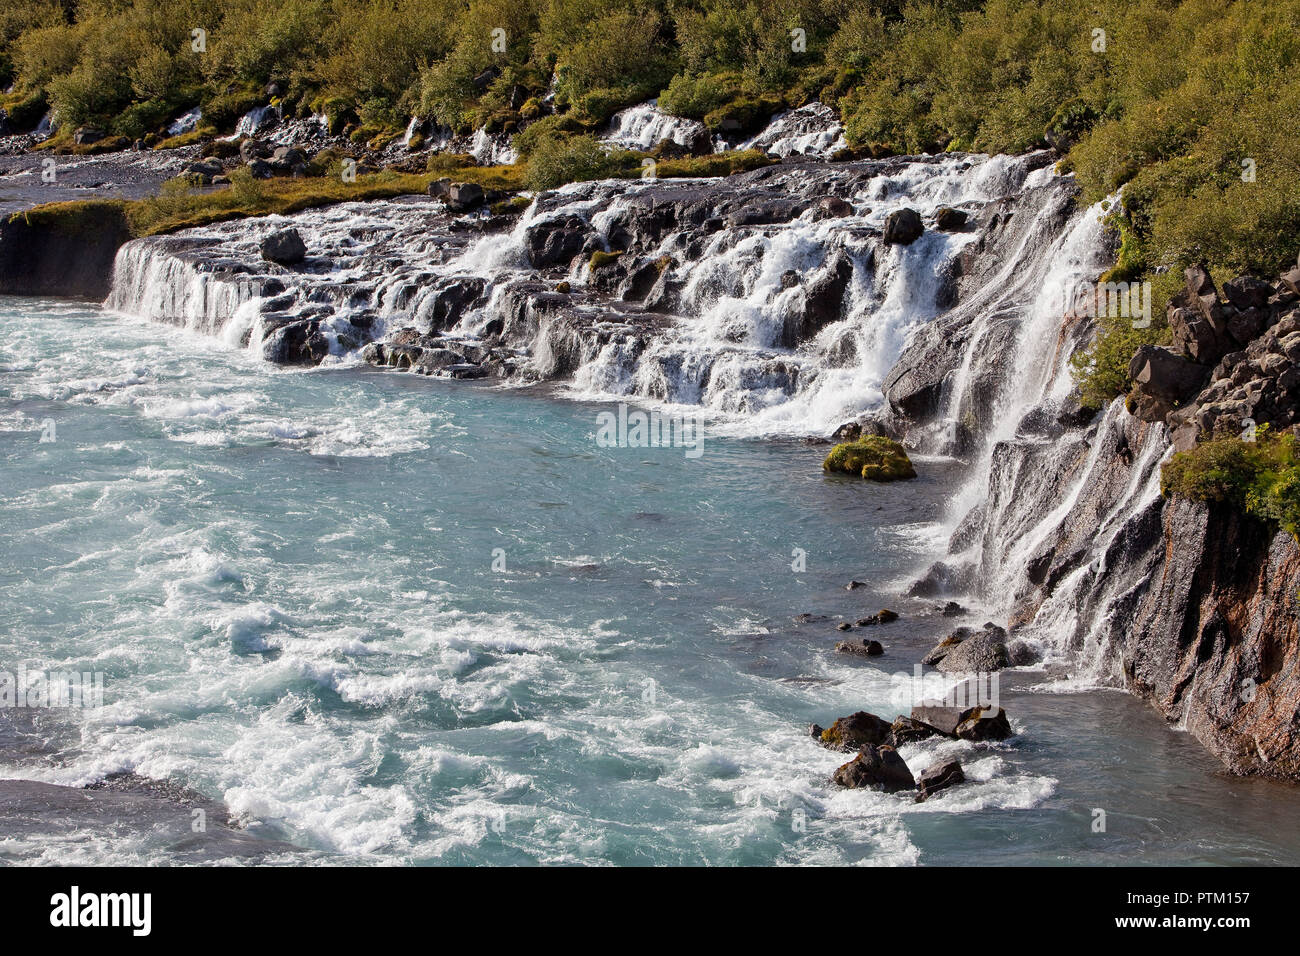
[167,106,202,137]
[105,150,1169,686]
[469,128,518,166]
[106,152,1083,436]
[737,103,847,158]
[600,100,712,151]
[228,105,280,140]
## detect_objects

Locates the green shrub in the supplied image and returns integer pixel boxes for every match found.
[112,98,175,139]
[524,133,618,190]
[1161,428,1300,541]
[658,71,746,120]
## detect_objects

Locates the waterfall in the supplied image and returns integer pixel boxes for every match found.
[601,100,711,151]
[736,103,847,158]
[469,129,517,166]
[227,105,280,140]
[167,107,202,137]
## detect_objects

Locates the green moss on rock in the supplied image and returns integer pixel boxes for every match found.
[589,249,623,271]
[823,436,917,481]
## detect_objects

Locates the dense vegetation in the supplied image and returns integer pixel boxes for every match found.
[1161,427,1300,542]
[2,0,1298,401]
[2,0,1295,261]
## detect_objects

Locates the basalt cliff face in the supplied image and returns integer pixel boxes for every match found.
[13,146,1299,777]
[897,257,1300,779]
[0,203,132,299]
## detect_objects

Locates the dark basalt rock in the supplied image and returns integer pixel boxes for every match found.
[915,759,965,801]
[447,181,485,211]
[833,745,916,792]
[920,628,970,666]
[886,715,950,747]
[262,318,329,364]
[813,196,854,221]
[908,560,975,597]
[818,711,893,752]
[784,252,854,345]
[260,228,307,265]
[954,706,1014,741]
[936,626,1011,673]
[525,214,588,268]
[909,705,969,736]
[934,207,968,231]
[0,204,133,298]
[1127,345,1209,423]
[835,638,884,657]
[883,207,924,245]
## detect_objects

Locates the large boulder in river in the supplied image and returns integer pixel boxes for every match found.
[833,745,916,792]
[915,759,965,800]
[883,208,924,245]
[954,706,1014,741]
[921,628,971,666]
[819,711,892,752]
[935,625,1011,673]
[260,228,307,265]
[823,436,916,481]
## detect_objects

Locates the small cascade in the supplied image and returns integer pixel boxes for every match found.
[601,100,711,152]
[33,112,55,140]
[469,128,517,166]
[401,116,422,147]
[737,102,847,158]
[167,106,202,137]
[228,105,280,140]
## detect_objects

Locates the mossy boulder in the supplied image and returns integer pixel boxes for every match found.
[823,436,917,481]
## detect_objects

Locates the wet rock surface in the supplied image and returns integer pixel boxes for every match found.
[832,745,916,792]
